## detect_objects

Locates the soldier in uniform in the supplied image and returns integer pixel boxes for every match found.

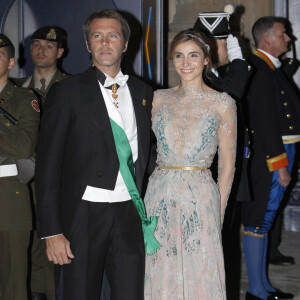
[194,12,252,203]
[242,16,300,300]
[15,26,68,107]
[194,12,252,101]
[194,12,253,299]
[15,26,69,300]
[268,53,299,267]
[0,34,40,300]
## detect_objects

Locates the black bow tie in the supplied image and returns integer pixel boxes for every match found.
[93,66,106,86]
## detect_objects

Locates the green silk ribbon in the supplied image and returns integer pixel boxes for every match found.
[109,118,161,254]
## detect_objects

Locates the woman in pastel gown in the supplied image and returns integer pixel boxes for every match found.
[144,29,237,300]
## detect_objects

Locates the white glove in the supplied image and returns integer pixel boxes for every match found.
[227,34,243,62]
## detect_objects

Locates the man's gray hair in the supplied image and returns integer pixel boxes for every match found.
[252,16,286,47]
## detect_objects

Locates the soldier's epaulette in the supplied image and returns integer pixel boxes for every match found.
[55,73,70,83]
[15,85,34,93]
[10,76,29,87]
[13,84,37,101]
[266,152,289,172]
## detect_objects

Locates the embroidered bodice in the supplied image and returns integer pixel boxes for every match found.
[152,87,237,213]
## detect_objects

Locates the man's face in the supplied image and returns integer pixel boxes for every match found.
[30,39,64,69]
[86,18,128,77]
[216,39,229,67]
[0,47,15,83]
[268,22,290,58]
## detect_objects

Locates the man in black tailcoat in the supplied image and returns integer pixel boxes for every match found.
[194,12,252,101]
[242,16,300,300]
[35,9,155,300]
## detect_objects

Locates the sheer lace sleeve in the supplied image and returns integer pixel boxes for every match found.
[216,94,237,224]
[151,90,165,118]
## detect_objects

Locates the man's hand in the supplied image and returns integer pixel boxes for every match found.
[45,235,74,265]
[277,166,291,187]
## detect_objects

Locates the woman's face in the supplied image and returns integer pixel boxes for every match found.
[172,40,208,85]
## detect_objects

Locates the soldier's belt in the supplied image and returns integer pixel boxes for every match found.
[0,119,35,184]
[0,164,18,177]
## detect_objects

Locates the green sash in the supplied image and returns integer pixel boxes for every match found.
[109,118,161,254]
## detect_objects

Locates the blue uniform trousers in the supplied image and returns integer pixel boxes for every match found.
[245,143,295,235]
[243,143,295,299]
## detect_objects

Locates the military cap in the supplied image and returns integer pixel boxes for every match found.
[194,12,230,39]
[0,34,14,48]
[31,26,64,43]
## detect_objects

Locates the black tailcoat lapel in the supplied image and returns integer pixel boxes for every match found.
[127,76,151,193]
[80,67,119,159]
[77,68,151,195]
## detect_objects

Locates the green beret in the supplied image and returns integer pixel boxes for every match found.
[0,34,14,48]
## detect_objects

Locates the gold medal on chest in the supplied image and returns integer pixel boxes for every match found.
[111,83,119,108]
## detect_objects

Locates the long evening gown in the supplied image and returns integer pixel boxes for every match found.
[144,87,237,300]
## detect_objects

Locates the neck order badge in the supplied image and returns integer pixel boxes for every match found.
[110,83,119,108]
[109,118,161,254]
